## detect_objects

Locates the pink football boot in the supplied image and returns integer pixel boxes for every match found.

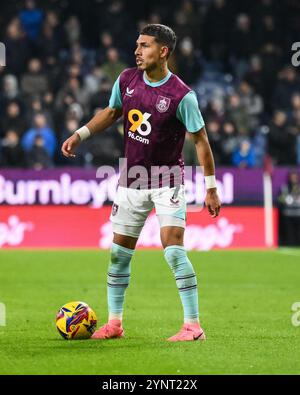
[91,319,124,339]
[167,323,206,342]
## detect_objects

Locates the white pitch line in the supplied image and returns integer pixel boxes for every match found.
[278,249,300,257]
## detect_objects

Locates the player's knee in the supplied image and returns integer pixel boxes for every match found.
[164,245,185,264]
[164,245,193,272]
[109,242,134,271]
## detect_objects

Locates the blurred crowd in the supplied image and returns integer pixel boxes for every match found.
[1,0,300,169]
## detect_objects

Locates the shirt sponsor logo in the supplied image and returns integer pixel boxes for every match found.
[127,109,152,144]
[128,131,149,144]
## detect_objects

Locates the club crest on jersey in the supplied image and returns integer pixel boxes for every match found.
[156,96,171,113]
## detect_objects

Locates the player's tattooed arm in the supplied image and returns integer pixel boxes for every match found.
[191,127,221,218]
[61,107,122,158]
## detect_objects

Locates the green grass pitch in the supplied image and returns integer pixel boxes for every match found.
[0,249,299,375]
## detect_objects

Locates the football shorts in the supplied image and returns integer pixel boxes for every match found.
[110,185,186,238]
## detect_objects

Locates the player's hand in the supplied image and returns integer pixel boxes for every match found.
[61,133,81,158]
[205,188,221,218]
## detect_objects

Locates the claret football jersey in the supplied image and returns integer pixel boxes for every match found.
[109,68,205,188]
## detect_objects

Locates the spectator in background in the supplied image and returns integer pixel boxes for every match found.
[253,0,280,21]
[297,134,300,166]
[260,43,282,112]
[44,10,62,36]
[148,13,162,25]
[288,108,300,142]
[100,0,134,51]
[0,75,20,113]
[53,91,77,129]
[272,66,300,112]
[64,16,81,47]
[26,135,53,169]
[21,58,49,98]
[101,48,128,83]
[66,103,84,124]
[177,0,203,46]
[230,14,253,79]
[25,96,54,129]
[19,0,43,42]
[83,66,107,98]
[204,97,226,124]
[203,0,231,65]
[41,91,56,123]
[0,101,26,137]
[244,55,265,99]
[252,125,268,167]
[42,91,55,113]
[220,120,239,165]
[97,31,115,65]
[1,129,25,167]
[89,77,113,111]
[43,56,62,94]
[36,12,62,60]
[290,93,300,116]
[183,132,198,166]
[22,112,56,158]
[55,77,88,119]
[67,63,82,81]
[238,80,264,130]
[232,138,255,168]
[226,93,251,135]
[177,37,202,85]
[206,120,223,165]
[59,118,86,166]
[278,171,300,246]
[268,110,296,165]
[67,43,90,76]
[84,109,123,167]
[255,15,281,49]
[290,83,300,164]
[2,18,30,76]
[173,8,192,40]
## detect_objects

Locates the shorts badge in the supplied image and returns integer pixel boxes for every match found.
[112,203,119,216]
[170,186,180,205]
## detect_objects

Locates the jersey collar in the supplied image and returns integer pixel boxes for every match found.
[143,70,172,87]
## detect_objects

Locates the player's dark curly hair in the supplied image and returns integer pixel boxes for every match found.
[140,24,177,59]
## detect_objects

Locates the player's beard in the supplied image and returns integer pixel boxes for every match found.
[142,61,158,73]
